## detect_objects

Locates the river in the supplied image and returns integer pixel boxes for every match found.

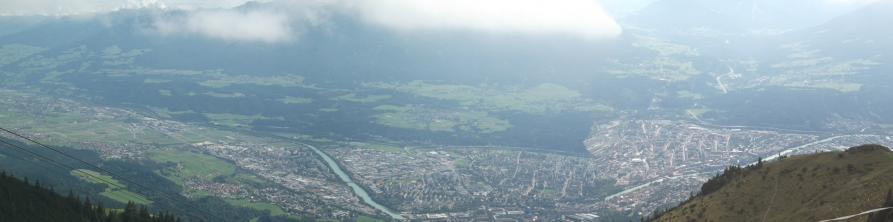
[305,144,405,220]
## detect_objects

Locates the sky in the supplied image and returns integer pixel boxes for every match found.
[0,0,251,14]
[0,0,882,43]
[0,0,626,43]
[350,0,621,39]
[824,0,880,6]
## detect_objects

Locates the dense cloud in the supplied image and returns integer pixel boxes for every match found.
[2,0,625,42]
[0,0,252,15]
[350,0,622,39]
[149,1,331,43]
[153,10,294,43]
[0,0,149,15]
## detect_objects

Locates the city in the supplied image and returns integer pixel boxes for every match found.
[3,89,893,221]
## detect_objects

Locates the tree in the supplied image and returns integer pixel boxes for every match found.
[0,171,182,222]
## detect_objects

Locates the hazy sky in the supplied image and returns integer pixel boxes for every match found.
[0,0,250,14]
[0,0,882,43]
[351,0,621,39]
[145,0,625,43]
[0,0,626,43]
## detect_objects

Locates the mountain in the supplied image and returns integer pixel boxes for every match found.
[0,8,647,153]
[0,170,181,222]
[0,8,629,86]
[626,0,865,36]
[787,0,893,60]
[648,144,893,222]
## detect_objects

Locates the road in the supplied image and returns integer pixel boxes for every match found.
[758,135,857,163]
[603,134,863,202]
[603,172,707,201]
[818,207,893,222]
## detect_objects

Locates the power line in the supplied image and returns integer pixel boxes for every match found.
[0,129,222,221]
[0,126,231,222]
[0,139,79,180]
[0,138,150,204]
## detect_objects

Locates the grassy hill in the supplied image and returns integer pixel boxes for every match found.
[651,144,893,222]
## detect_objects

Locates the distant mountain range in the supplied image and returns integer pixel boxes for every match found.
[648,144,893,222]
[626,0,873,35]
[0,0,889,86]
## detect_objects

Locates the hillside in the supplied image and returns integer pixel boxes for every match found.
[0,170,181,222]
[651,144,893,222]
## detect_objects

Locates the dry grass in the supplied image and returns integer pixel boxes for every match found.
[656,146,893,222]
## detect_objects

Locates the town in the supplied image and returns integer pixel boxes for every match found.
[3,90,893,221]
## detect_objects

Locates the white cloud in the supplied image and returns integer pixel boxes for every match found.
[153,10,294,43]
[149,1,335,43]
[349,0,623,39]
[0,0,171,16]
[0,0,254,16]
[1,0,623,42]
[150,0,623,42]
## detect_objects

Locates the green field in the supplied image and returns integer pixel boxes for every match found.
[17,46,91,72]
[0,92,289,153]
[0,95,176,147]
[0,44,47,66]
[784,80,862,93]
[608,57,700,82]
[676,90,704,100]
[143,79,171,84]
[158,89,173,96]
[224,198,287,216]
[225,173,269,186]
[605,36,702,82]
[200,75,305,88]
[353,143,403,153]
[277,96,313,104]
[357,215,386,222]
[765,49,877,93]
[147,106,196,119]
[632,36,699,56]
[204,113,283,128]
[686,108,713,119]
[541,188,558,198]
[453,159,468,168]
[203,91,246,98]
[275,133,334,143]
[333,93,392,103]
[100,45,150,66]
[372,105,512,134]
[71,169,152,205]
[366,81,611,114]
[148,149,236,186]
[146,148,280,213]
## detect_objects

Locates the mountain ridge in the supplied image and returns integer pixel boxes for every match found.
[650,144,893,222]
